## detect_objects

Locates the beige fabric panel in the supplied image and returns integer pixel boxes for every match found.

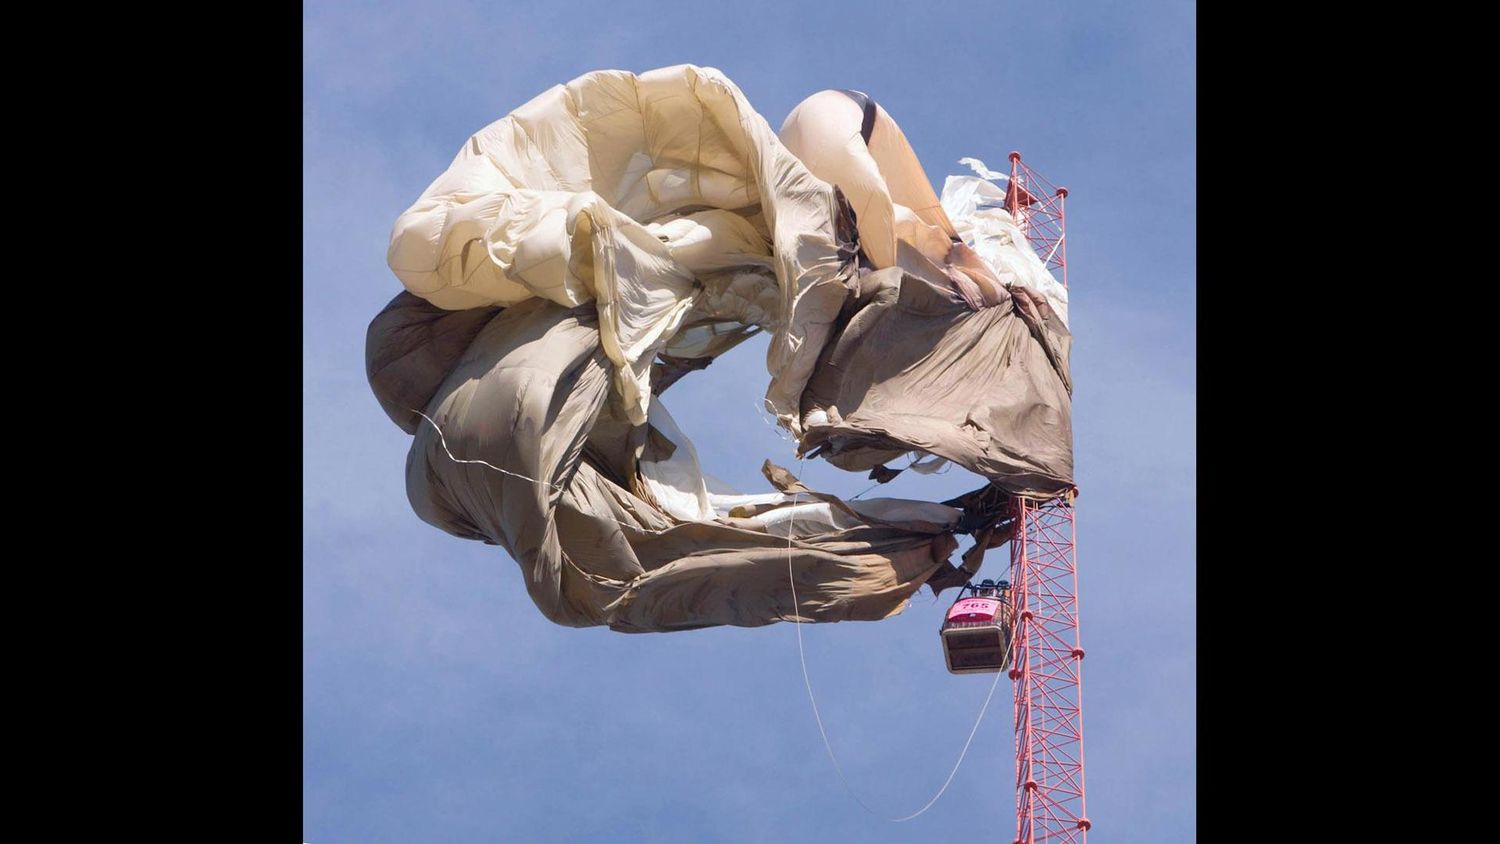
[778,90,1007,308]
[778,90,958,269]
[386,65,851,431]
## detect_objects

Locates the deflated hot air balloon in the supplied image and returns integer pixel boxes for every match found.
[366,65,1072,632]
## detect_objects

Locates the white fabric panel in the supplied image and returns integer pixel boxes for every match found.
[941,161,1070,326]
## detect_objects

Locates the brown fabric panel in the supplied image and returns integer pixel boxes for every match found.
[365,292,503,434]
[1010,285,1073,394]
[650,354,715,395]
[800,243,1074,498]
[398,299,957,632]
[557,459,950,631]
[604,540,949,633]
[405,299,612,626]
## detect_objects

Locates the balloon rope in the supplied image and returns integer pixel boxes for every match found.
[784,457,1004,822]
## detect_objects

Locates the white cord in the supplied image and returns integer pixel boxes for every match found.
[411,409,564,491]
[785,457,1003,822]
[410,409,680,540]
[414,405,1002,818]
[755,398,796,443]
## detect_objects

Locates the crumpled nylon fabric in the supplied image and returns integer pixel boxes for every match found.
[385,64,848,431]
[369,65,1073,632]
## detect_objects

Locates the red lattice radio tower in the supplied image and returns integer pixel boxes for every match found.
[1005,152,1088,844]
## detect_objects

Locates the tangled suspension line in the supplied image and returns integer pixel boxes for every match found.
[783,457,1003,822]
[413,407,1002,821]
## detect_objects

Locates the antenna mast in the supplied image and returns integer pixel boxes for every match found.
[1005,152,1088,843]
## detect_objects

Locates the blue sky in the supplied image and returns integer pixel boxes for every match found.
[304,1,1194,841]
